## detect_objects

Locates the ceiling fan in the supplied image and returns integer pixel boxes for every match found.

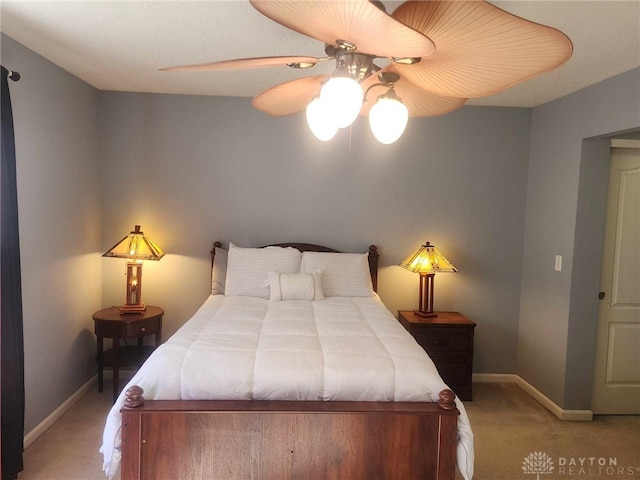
[160,0,572,144]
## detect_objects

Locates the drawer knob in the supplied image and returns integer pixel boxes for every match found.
[141,327,146,332]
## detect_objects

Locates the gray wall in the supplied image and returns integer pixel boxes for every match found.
[98,92,532,375]
[6,31,637,436]
[1,34,102,433]
[518,68,640,409]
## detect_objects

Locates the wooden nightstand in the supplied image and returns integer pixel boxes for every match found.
[93,306,164,401]
[398,311,475,401]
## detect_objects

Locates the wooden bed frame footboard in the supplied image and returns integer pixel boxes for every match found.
[121,387,459,480]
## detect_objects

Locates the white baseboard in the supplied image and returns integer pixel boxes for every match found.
[24,375,98,449]
[472,373,518,383]
[472,373,593,421]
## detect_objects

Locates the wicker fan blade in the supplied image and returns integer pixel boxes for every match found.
[159,56,320,72]
[360,68,466,117]
[250,0,434,58]
[252,75,329,117]
[392,0,573,98]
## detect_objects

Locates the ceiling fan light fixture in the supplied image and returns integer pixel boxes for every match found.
[164,0,572,141]
[369,90,408,145]
[306,96,338,142]
[320,75,364,129]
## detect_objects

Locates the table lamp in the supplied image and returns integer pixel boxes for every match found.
[103,225,165,313]
[400,241,458,318]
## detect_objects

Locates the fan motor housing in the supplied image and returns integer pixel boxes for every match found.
[335,51,375,81]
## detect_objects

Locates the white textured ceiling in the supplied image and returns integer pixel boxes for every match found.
[1,1,639,107]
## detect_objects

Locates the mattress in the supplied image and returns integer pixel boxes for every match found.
[101,294,474,479]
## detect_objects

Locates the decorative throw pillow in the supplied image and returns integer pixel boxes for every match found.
[268,270,324,302]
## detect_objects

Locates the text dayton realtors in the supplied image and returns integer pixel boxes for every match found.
[558,457,637,477]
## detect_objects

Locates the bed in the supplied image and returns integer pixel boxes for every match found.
[101,242,474,480]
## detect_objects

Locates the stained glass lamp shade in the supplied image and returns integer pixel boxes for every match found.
[103,225,165,313]
[400,242,458,318]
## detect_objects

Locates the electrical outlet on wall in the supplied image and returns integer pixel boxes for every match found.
[555,255,562,272]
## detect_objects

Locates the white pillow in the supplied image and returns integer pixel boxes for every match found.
[211,246,227,295]
[225,243,302,298]
[268,271,324,302]
[300,251,374,297]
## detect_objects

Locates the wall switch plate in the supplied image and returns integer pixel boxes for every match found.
[555,255,562,272]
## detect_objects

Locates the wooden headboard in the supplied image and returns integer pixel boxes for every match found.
[211,242,379,292]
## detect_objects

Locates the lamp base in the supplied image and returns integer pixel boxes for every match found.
[414,309,438,318]
[120,303,146,314]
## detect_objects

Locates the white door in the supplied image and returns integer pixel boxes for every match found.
[591,144,640,414]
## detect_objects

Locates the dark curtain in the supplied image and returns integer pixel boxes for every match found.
[1,65,25,480]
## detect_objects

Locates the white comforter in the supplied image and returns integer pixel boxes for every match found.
[101,295,474,479]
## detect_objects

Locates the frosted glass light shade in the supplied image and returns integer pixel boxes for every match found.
[369,96,409,144]
[320,76,364,129]
[306,97,338,141]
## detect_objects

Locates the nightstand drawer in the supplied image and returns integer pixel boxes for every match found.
[431,358,472,385]
[126,318,159,337]
[414,328,473,355]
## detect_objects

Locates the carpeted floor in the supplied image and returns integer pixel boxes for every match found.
[457,383,640,480]
[18,382,640,480]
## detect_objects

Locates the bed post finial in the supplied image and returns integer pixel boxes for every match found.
[437,389,456,411]
[124,385,145,408]
[211,241,222,271]
[368,245,379,292]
